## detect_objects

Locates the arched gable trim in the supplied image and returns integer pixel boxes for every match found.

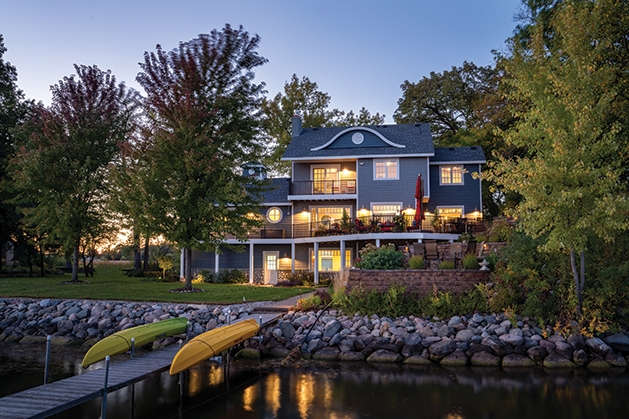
[310,127,406,151]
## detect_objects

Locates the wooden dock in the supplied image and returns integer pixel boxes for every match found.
[0,312,282,419]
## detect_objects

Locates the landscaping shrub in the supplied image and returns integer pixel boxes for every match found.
[354,243,404,270]
[408,255,424,269]
[462,254,478,270]
[438,260,455,270]
[198,268,247,284]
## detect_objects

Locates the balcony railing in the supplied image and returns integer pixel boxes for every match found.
[289,180,357,196]
[230,215,486,240]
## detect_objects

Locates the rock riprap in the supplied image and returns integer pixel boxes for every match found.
[1,298,628,369]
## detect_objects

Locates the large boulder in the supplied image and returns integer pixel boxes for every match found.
[502,354,536,367]
[429,338,456,361]
[440,349,468,366]
[543,353,576,368]
[470,351,501,366]
[367,349,403,363]
[603,333,629,354]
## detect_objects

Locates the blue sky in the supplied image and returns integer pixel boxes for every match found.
[1,0,522,123]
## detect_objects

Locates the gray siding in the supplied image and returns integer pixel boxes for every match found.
[192,244,293,270]
[427,163,482,213]
[356,157,429,209]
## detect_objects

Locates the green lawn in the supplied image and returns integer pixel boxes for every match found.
[0,262,314,304]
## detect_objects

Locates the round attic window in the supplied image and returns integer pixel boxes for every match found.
[352,132,364,144]
[266,207,283,223]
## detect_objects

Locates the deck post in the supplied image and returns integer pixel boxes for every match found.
[44,335,51,385]
[131,337,135,358]
[101,355,110,419]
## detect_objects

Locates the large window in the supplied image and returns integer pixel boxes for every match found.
[437,207,463,219]
[374,159,399,180]
[440,165,464,185]
[371,203,401,215]
[312,165,339,194]
[310,249,353,271]
[310,206,352,228]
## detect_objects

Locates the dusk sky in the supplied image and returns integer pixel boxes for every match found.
[1,0,522,123]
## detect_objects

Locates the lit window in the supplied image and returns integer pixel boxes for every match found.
[266,207,283,223]
[440,165,464,185]
[371,204,401,214]
[374,159,399,180]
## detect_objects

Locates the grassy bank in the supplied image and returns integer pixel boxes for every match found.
[0,262,313,304]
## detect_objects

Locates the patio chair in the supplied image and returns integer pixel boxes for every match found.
[443,242,463,269]
[412,243,425,257]
[354,218,368,233]
[406,219,421,232]
[424,241,440,268]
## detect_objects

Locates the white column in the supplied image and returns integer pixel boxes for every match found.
[249,243,255,284]
[179,248,185,279]
[291,242,296,274]
[340,240,346,271]
[214,249,219,274]
[376,239,381,248]
[314,242,319,285]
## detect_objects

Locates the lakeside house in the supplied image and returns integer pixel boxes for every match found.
[187,115,486,284]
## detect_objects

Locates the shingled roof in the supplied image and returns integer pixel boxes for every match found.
[431,146,486,164]
[282,123,435,160]
[262,178,291,204]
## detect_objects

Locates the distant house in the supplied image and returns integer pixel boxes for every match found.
[188,115,485,284]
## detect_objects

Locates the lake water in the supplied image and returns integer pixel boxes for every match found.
[2,342,629,419]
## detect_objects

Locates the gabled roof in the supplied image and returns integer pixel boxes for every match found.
[282,123,434,160]
[262,178,291,204]
[431,146,486,164]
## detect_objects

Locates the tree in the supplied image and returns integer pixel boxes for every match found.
[10,65,137,281]
[0,35,30,263]
[262,74,384,176]
[135,25,268,290]
[394,61,498,145]
[488,0,629,317]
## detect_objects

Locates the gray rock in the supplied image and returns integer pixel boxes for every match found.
[313,347,339,361]
[404,332,422,346]
[555,341,575,360]
[429,337,456,361]
[440,349,468,366]
[527,346,548,362]
[404,354,434,365]
[329,333,343,347]
[586,337,612,355]
[502,354,536,367]
[603,333,629,353]
[437,325,455,337]
[455,329,475,343]
[573,349,588,366]
[605,352,628,367]
[367,349,403,363]
[448,316,463,326]
[339,351,366,361]
[338,339,355,353]
[567,333,585,350]
[324,320,342,338]
[422,336,442,347]
[279,321,296,339]
[470,351,501,366]
[587,358,611,369]
[307,338,324,353]
[543,353,576,368]
[499,333,524,347]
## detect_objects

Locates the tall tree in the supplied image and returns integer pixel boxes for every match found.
[0,35,29,261]
[488,0,629,317]
[135,25,268,290]
[262,74,384,176]
[394,61,498,145]
[10,65,137,281]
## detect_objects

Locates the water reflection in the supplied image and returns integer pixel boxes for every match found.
[2,342,629,419]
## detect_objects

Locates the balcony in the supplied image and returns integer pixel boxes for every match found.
[288,180,357,198]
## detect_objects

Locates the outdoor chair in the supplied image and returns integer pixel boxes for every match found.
[354,218,368,233]
[443,242,463,269]
[424,241,440,268]
[406,219,421,232]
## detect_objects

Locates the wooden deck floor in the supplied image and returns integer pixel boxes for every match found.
[0,312,282,419]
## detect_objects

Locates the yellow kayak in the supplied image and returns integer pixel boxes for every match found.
[170,318,260,375]
[82,317,188,367]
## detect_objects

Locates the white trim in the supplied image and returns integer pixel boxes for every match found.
[439,164,465,186]
[310,127,406,151]
[373,158,399,180]
[261,202,291,207]
[282,153,433,161]
[430,160,485,165]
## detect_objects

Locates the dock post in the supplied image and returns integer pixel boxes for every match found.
[101,355,110,419]
[44,335,51,385]
[228,309,232,325]
[131,337,135,358]
[178,340,184,398]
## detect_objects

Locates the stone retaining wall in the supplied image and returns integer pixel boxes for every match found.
[347,269,491,296]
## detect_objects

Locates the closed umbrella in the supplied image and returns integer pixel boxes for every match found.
[414,174,425,228]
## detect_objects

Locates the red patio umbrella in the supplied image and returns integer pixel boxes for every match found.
[414,174,425,227]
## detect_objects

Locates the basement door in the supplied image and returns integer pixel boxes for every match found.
[263,251,279,285]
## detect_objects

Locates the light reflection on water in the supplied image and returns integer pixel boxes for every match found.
[2,342,629,419]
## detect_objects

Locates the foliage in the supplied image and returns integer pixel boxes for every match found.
[296,294,322,311]
[331,285,417,318]
[156,255,174,279]
[408,255,424,270]
[261,74,385,176]
[462,254,479,270]
[485,217,514,242]
[438,261,455,270]
[135,25,268,289]
[354,243,404,270]
[9,65,137,281]
[197,268,248,284]
[488,0,629,316]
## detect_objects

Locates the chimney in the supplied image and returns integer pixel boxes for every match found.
[291,113,302,138]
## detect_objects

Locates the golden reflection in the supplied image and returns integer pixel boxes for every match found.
[296,373,315,418]
[187,364,224,397]
[243,383,259,412]
[188,368,203,397]
[265,373,281,417]
[445,413,463,419]
[323,378,333,409]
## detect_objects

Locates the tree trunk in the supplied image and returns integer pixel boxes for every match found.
[133,229,141,270]
[39,244,45,277]
[143,236,149,270]
[71,245,79,282]
[184,247,193,290]
[570,249,586,317]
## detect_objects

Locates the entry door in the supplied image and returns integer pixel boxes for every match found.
[263,251,279,285]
